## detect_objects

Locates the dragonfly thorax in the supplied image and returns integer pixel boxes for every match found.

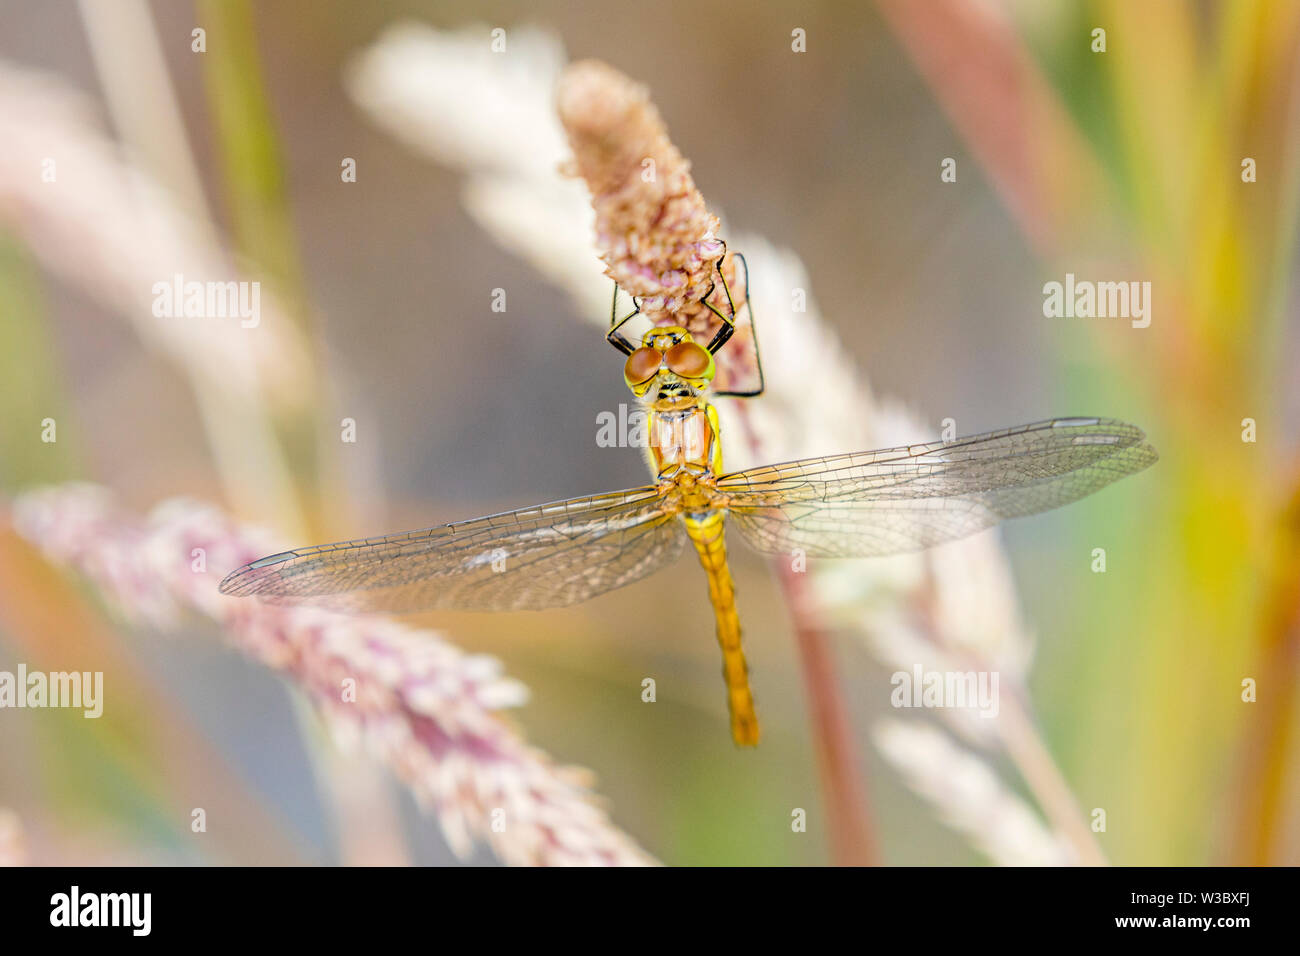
[645,402,723,483]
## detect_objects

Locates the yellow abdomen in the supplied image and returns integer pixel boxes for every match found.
[685,510,759,747]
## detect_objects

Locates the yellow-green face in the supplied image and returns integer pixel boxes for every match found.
[622,326,716,408]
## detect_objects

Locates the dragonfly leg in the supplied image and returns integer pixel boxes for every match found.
[686,512,760,746]
[606,281,643,355]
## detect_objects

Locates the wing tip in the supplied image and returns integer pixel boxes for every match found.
[218,551,296,597]
[217,567,254,597]
[1051,415,1142,435]
[1055,415,1158,477]
[1055,416,1157,457]
[1132,439,1159,471]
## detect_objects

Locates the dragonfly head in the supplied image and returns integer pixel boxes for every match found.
[623,326,715,408]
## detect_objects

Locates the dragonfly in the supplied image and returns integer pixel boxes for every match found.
[221,252,1157,747]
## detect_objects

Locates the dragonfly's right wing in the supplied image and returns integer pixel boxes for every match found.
[716,417,1156,558]
[219,486,685,612]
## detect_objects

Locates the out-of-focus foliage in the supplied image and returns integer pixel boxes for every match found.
[0,0,1294,865]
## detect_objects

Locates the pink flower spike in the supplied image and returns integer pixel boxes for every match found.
[11,485,655,867]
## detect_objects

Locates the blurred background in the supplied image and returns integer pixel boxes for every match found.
[0,0,1297,865]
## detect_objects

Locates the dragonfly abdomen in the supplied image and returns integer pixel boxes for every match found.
[685,511,759,747]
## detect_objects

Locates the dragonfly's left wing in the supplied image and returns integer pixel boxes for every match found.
[220,485,684,612]
[716,417,1156,558]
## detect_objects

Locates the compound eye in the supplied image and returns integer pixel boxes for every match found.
[624,347,662,386]
[665,341,713,379]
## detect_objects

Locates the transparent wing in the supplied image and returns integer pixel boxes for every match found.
[219,486,685,612]
[717,417,1157,557]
